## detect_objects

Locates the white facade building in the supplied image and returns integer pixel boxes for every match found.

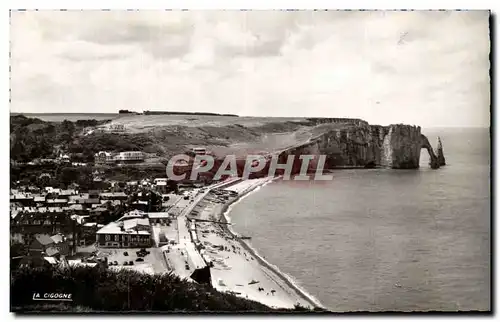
[115,151,144,163]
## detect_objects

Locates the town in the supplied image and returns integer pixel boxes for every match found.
[10,137,317,309]
[11,145,223,279]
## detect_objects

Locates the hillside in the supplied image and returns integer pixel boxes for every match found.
[10,265,318,312]
[9,114,332,162]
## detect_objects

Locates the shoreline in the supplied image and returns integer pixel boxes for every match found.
[216,178,324,310]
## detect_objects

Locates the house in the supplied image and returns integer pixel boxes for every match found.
[94,151,115,165]
[107,124,126,133]
[13,206,72,228]
[154,178,169,193]
[10,193,35,206]
[67,204,85,214]
[34,195,46,205]
[114,151,144,164]
[68,194,89,204]
[147,212,171,225]
[66,259,99,268]
[46,199,69,207]
[77,198,101,207]
[99,192,128,201]
[192,147,207,155]
[50,234,70,256]
[154,178,168,185]
[88,190,100,199]
[45,187,62,195]
[29,234,55,255]
[82,222,103,232]
[45,246,60,257]
[40,158,57,165]
[57,154,71,163]
[59,189,78,199]
[131,200,149,212]
[26,186,41,193]
[118,210,146,221]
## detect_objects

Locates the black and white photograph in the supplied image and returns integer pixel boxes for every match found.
[8,9,491,314]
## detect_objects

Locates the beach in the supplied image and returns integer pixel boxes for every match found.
[187,178,322,309]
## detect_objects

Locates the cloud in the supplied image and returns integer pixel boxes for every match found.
[10,10,490,127]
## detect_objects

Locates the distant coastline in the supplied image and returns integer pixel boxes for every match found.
[11,111,239,118]
[142,110,238,117]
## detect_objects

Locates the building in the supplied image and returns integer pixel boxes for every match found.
[57,154,71,163]
[99,192,128,201]
[154,178,168,185]
[147,212,171,225]
[94,151,115,165]
[192,147,206,155]
[96,217,152,248]
[154,178,169,193]
[50,234,71,256]
[28,234,62,257]
[107,124,126,133]
[12,207,70,229]
[59,189,78,199]
[115,151,144,163]
[10,193,35,206]
[46,199,69,207]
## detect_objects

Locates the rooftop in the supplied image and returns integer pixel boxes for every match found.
[46,199,68,204]
[118,210,146,221]
[147,212,170,219]
[50,234,65,244]
[35,234,54,246]
[96,221,150,236]
[99,192,127,198]
[45,247,60,257]
[123,218,150,231]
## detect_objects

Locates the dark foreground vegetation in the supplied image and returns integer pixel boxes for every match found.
[11,265,318,313]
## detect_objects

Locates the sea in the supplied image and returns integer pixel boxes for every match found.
[228,128,491,311]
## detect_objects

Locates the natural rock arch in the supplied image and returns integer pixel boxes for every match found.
[420,134,440,169]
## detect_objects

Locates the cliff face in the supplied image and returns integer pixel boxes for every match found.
[285,122,444,170]
[436,136,446,166]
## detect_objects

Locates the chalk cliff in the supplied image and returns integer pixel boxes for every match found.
[282,121,444,170]
[436,136,446,166]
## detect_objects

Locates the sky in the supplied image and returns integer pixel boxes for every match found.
[10,10,490,127]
